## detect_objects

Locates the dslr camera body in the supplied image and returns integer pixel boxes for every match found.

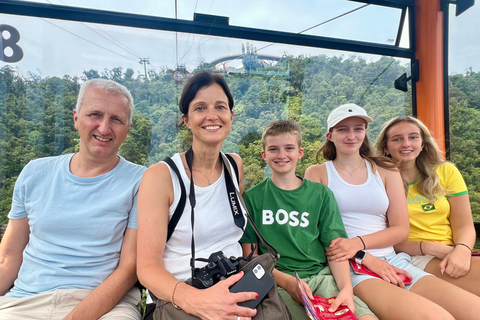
[192,251,241,289]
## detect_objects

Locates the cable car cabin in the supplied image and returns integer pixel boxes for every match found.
[174,71,183,85]
[0,0,478,243]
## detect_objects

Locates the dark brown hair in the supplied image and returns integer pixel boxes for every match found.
[179,71,234,116]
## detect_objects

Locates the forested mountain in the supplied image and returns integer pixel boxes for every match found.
[1,55,479,223]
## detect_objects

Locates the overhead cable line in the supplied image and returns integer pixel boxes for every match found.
[44,0,143,60]
[297,4,369,34]
[175,0,178,67]
[93,24,143,59]
[256,4,370,52]
[177,0,199,66]
[42,19,138,62]
[215,4,371,67]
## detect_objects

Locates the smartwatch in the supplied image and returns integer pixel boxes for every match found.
[354,250,366,265]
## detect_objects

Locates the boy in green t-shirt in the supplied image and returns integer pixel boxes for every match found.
[240,120,376,320]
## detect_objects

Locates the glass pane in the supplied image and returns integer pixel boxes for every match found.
[0,13,411,225]
[18,0,406,46]
[182,0,404,46]
[448,5,480,223]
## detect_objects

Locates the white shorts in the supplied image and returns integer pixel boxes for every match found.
[350,252,432,290]
[410,254,436,270]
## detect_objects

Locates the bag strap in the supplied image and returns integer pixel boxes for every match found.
[224,153,239,183]
[222,156,246,229]
[220,153,280,260]
[163,157,187,242]
[164,154,239,242]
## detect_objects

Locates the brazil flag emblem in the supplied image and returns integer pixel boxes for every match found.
[422,204,435,212]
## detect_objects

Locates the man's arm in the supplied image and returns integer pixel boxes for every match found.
[0,218,29,296]
[63,227,138,320]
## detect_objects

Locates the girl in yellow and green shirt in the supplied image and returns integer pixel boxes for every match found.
[377,116,480,297]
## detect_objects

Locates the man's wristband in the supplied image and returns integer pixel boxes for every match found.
[419,241,425,255]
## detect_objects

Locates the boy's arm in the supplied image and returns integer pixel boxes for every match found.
[272,269,313,305]
[328,260,355,313]
[63,227,138,320]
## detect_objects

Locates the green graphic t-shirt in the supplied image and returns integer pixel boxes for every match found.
[241,178,347,278]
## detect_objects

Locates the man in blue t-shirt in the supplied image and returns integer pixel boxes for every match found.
[0,79,146,320]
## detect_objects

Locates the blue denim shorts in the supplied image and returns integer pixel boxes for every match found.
[350,252,432,290]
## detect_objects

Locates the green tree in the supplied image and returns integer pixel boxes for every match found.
[119,113,152,165]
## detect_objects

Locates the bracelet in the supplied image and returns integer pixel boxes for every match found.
[455,242,473,252]
[419,241,425,255]
[357,236,366,250]
[171,280,182,310]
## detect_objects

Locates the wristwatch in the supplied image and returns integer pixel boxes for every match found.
[354,250,366,265]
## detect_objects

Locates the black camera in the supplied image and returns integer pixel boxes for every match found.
[192,251,241,289]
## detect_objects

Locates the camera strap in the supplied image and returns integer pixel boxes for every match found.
[185,148,197,278]
[185,147,248,278]
[163,153,239,242]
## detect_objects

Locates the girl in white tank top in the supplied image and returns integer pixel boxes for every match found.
[305,103,480,320]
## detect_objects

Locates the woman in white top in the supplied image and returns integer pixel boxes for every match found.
[305,104,480,320]
[137,72,257,320]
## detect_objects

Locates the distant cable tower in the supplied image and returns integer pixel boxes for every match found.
[139,58,150,79]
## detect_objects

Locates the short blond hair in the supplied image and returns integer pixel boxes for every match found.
[262,120,302,149]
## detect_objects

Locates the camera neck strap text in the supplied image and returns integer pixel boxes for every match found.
[221,152,280,260]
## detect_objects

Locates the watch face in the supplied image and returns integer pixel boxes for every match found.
[355,250,366,260]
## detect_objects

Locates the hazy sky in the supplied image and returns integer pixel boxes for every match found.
[1,0,478,78]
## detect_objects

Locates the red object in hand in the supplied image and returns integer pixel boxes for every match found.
[350,260,412,285]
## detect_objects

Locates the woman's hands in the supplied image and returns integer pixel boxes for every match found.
[326,237,364,262]
[181,271,258,320]
[362,255,412,288]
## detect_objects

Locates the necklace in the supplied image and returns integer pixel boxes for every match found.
[333,160,364,177]
[192,165,215,185]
